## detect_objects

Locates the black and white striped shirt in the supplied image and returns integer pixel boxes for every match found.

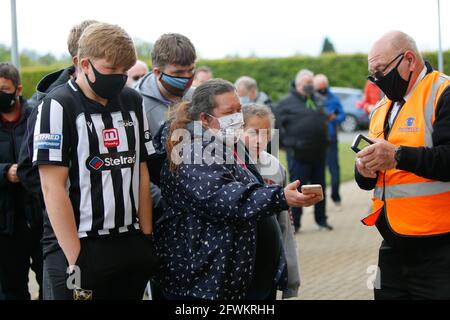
[33,79,155,238]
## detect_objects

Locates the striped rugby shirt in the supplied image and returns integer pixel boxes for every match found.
[32,79,155,238]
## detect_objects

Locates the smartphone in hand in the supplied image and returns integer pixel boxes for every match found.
[300,184,324,201]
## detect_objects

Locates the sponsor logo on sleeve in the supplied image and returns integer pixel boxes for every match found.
[34,134,62,150]
[86,151,136,171]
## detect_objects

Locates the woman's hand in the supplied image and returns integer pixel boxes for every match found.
[284,180,322,208]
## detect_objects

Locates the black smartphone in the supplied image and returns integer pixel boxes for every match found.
[351,134,374,153]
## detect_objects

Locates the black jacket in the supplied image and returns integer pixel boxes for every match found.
[27,65,76,109]
[0,101,42,235]
[355,63,450,245]
[17,65,75,198]
[274,81,328,162]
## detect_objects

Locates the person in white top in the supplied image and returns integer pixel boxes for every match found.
[241,103,301,299]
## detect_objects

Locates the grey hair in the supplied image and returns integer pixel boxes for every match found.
[242,103,275,129]
[235,76,258,91]
[295,69,314,85]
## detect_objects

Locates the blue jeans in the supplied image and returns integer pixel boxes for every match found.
[287,154,327,228]
[326,140,341,203]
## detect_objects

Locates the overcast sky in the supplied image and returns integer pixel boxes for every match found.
[0,0,449,59]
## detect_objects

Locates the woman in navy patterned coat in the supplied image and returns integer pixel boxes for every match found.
[152,79,322,300]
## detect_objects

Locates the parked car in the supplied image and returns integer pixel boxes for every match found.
[330,87,370,132]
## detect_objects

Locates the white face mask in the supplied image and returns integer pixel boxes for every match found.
[208,112,244,144]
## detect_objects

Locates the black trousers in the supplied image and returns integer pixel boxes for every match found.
[0,220,43,300]
[287,154,327,227]
[375,240,450,300]
[326,140,341,203]
[43,232,156,300]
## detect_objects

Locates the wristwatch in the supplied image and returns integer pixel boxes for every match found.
[394,146,403,166]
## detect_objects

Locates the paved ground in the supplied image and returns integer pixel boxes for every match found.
[29,180,382,300]
[292,180,381,300]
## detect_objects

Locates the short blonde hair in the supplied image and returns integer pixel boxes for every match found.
[67,20,98,58]
[77,22,137,70]
[242,103,275,129]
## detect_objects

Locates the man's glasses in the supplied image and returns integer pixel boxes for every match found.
[368,52,405,82]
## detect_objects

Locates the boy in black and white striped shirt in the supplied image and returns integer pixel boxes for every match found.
[33,22,157,300]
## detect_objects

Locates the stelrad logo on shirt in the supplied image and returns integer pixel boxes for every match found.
[86,151,136,171]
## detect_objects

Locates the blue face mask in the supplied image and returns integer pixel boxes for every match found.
[239,96,252,105]
[159,72,194,97]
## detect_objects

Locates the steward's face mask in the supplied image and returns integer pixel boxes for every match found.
[368,53,412,102]
[159,72,194,97]
[207,112,244,144]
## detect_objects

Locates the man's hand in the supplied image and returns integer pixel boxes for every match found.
[39,165,80,268]
[284,180,322,207]
[327,113,337,122]
[6,164,19,183]
[357,138,399,172]
[355,157,377,178]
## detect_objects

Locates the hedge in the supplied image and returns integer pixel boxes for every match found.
[19,51,450,103]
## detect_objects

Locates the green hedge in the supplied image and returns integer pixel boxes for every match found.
[19,51,450,102]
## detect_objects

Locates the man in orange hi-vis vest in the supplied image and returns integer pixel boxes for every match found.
[355,31,450,300]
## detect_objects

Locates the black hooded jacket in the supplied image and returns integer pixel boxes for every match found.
[17,65,75,197]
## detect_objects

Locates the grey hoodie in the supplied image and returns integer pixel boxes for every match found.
[134,72,193,208]
[134,72,193,137]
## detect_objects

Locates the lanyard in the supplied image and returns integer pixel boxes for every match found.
[233,148,248,170]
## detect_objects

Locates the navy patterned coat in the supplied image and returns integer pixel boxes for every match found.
[152,122,288,299]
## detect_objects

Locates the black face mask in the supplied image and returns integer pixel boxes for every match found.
[85,60,128,100]
[368,54,412,102]
[318,88,328,96]
[303,84,315,96]
[0,90,17,113]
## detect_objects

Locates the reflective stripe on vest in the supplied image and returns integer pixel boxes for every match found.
[374,181,450,199]
[424,74,450,147]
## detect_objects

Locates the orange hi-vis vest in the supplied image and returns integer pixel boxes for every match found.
[362,70,450,236]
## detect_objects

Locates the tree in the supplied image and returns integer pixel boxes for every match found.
[321,37,336,54]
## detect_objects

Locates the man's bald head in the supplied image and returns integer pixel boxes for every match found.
[368,31,423,75]
[126,60,149,87]
[368,31,425,99]
[314,74,329,91]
